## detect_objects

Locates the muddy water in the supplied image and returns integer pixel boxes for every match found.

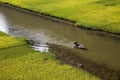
[0,6,120,70]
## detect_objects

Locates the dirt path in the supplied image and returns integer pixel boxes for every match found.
[49,44,120,80]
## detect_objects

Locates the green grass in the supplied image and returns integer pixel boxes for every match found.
[0,36,26,49]
[0,31,100,80]
[0,0,120,33]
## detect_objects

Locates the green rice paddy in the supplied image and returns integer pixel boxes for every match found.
[0,31,100,80]
[0,0,119,79]
[0,0,120,33]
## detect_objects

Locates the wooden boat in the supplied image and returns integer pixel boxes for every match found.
[73,41,87,50]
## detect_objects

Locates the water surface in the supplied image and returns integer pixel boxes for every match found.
[0,6,120,70]
[0,13,8,33]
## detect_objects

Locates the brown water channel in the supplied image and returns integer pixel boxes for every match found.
[0,6,120,71]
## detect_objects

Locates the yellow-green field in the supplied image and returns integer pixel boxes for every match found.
[0,31,100,80]
[0,0,120,33]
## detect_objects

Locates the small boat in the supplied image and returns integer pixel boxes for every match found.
[73,41,87,50]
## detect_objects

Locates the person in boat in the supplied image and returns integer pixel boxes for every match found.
[73,41,85,49]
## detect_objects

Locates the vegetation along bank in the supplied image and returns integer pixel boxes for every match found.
[0,0,120,34]
[0,0,120,80]
[0,31,100,80]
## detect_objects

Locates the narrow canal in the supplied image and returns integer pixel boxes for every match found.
[0,5,120,71]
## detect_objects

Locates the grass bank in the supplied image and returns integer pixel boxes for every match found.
[0,0,120,34]
[0,31,100,80]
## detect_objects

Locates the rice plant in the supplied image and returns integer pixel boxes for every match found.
[0,0,119,33]
[0,31,100,80]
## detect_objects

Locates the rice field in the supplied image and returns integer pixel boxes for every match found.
[0,31,100,80]
[0,0,120,33]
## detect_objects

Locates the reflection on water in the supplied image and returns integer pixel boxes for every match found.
[32,45,49,52]
[0,6,120,70]
[26,39,49,52]
[0,14,8,33]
